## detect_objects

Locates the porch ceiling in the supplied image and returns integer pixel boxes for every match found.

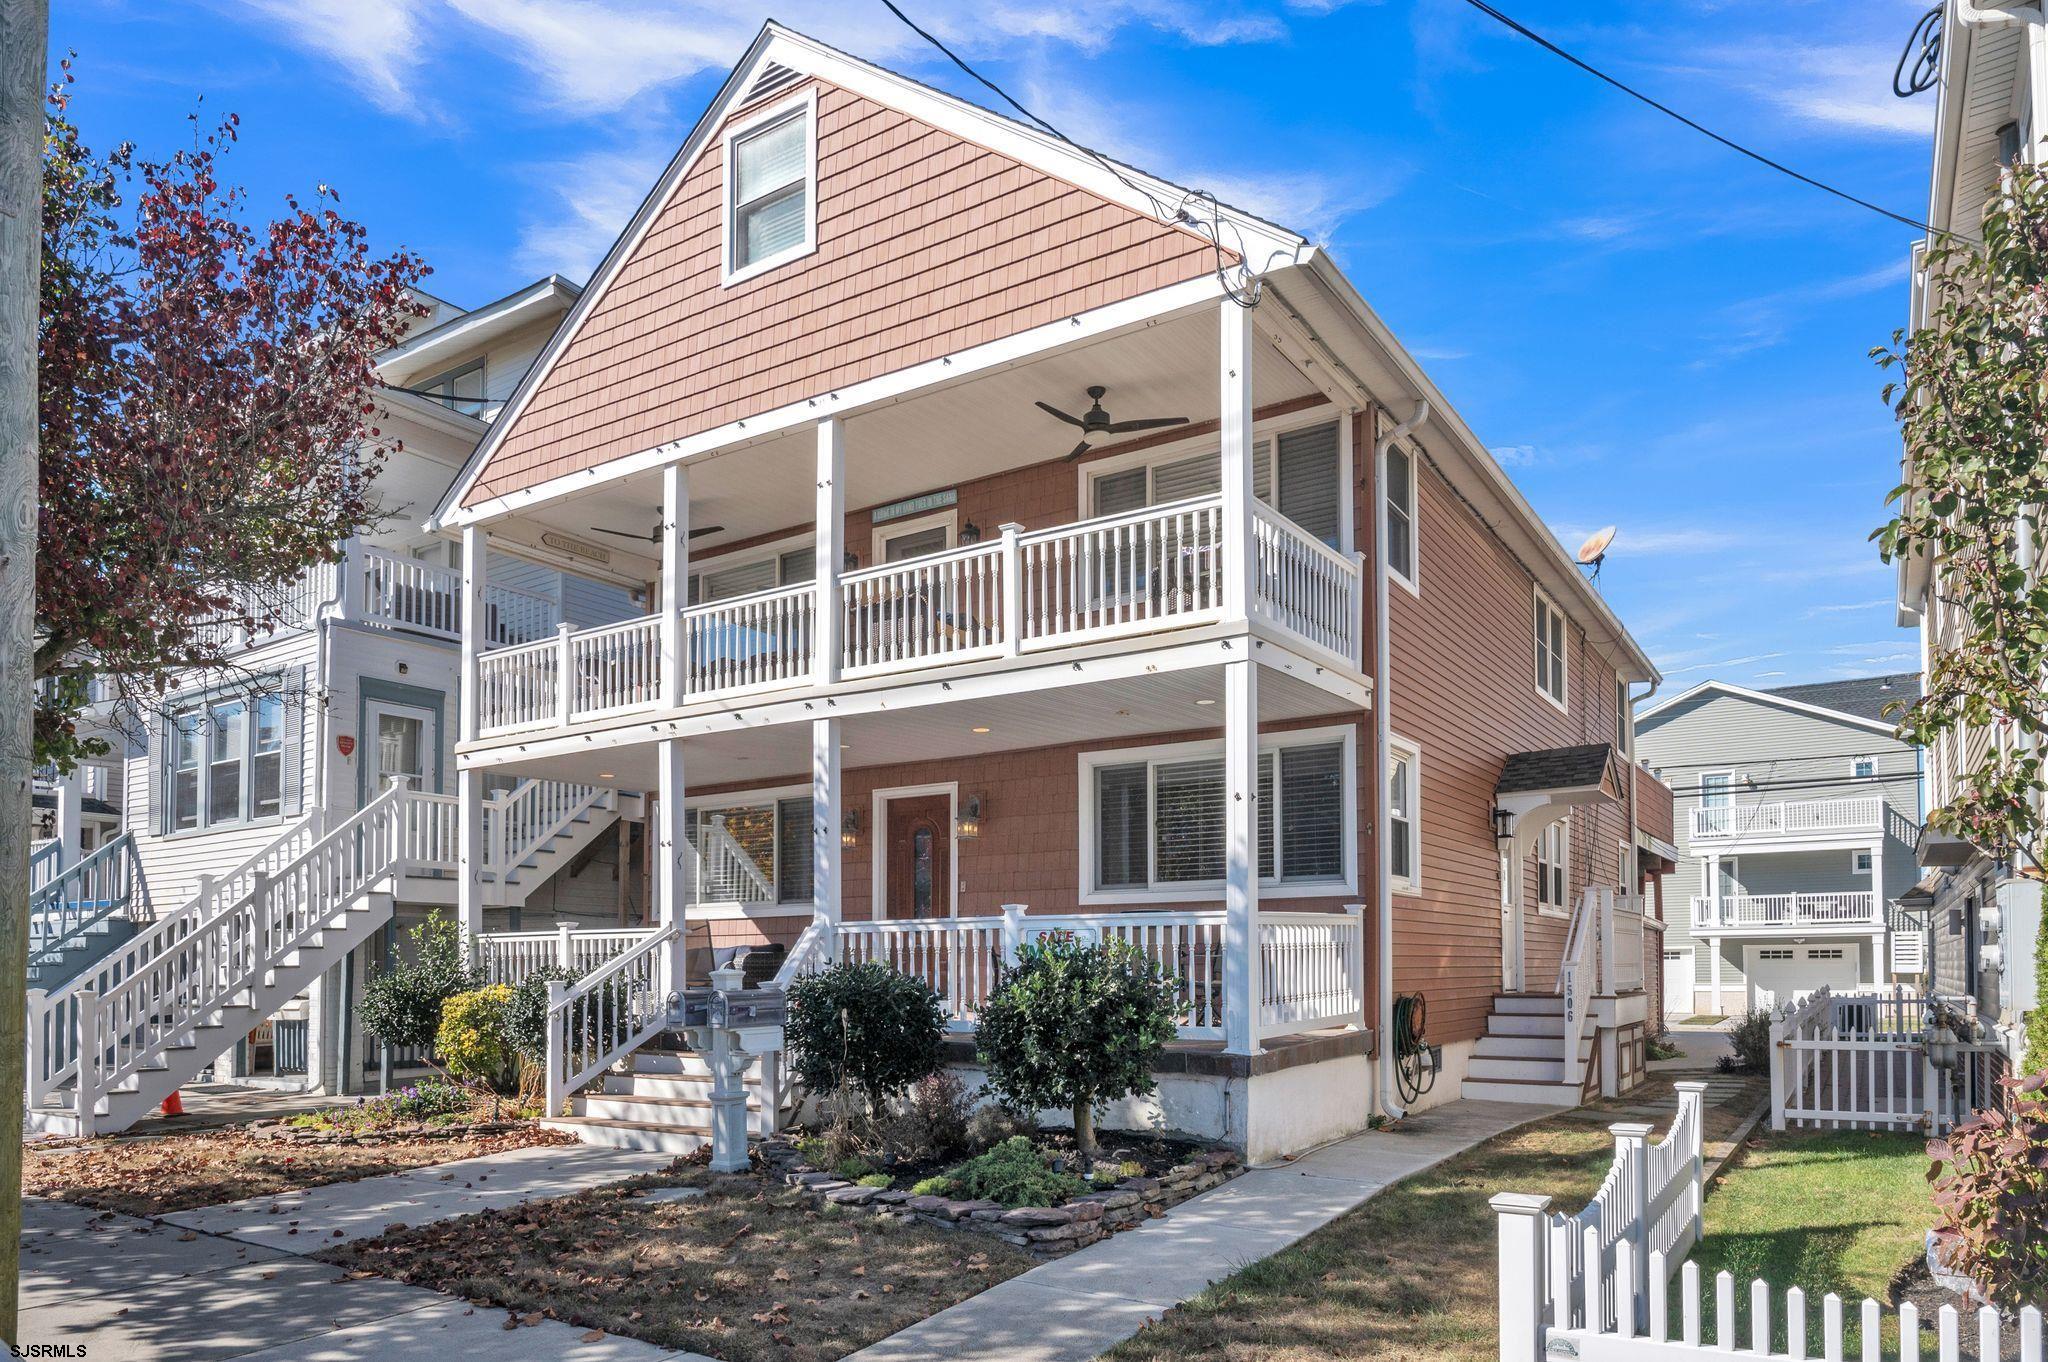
[509,306,1324,570]
[482,659,1355,792]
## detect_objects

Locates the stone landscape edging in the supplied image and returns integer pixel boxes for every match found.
[755,1135,1243,1258]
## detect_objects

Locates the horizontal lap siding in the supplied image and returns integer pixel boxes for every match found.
[466,82,1221,507]
[1379,424,1631,1047]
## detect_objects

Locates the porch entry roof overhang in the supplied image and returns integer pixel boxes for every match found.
[1916,827,1981,869]
[1492,742,1627,844]
[457,639,1363,791]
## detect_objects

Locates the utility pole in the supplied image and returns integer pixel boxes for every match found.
[0,0,48,1346]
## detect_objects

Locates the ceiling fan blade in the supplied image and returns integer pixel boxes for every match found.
[687,525,726,540]
[588,525,657,542]
[1103,416,1190,434]
[1034,400,1087,429]
[1062,439,1094,462]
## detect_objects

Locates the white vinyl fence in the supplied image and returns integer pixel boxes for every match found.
[1770,988,2015,1135]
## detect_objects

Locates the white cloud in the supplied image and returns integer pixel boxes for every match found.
[1553,524,1751,556]
[1801,598,1890,619]
[237,0,429,115]
[1661,650,1786,676]
[513,145,675,281]
[1755,44,1936,139]
[1493,444,1540,467]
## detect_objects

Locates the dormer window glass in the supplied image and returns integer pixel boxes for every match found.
[726,95,815,281]
[416,360,485,418]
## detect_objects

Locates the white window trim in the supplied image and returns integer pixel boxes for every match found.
[1698,769,1734,804]
[1533,584,1569,713]
[1852,848,1874,875]
[1533,818,1571,918]
[1387,733,1421,896]
[1614,678,1632,759]
[871,782,960,921]
[163,687,289,838]
[1848,755,1877,780]
[1385,437,1420,598]
[688,528,816,601]
[720,88,819,287]
[869,508,956,565]
[1076,724,1359,906]
[1076,411,1352,552]
[682,781,815,915]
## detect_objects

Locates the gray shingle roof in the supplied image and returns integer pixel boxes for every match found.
[1762,672,1919,726]
[1496,743,1614,795]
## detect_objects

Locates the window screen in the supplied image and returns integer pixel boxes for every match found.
[1095,763,1149,890]
[1154,757,1225,883]
[1278,742,1344,880]
[1275,422,1340,547]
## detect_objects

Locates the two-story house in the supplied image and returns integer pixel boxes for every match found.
[25,275,661,1110]
[1636,675,1924,1016]
[25,24,1678,1158]
[1894,0,2045,1053]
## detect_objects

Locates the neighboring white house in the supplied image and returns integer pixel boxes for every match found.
[1635,675,1925,1017]
[29,275,661,1098]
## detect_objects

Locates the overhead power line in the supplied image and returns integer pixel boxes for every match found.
[1455,0,1940,236]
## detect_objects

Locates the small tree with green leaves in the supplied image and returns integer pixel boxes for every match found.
[1876,160,2048,1065]
[784,960,947,1121]
[975,933,1180,1163]
[358,913,478,1059]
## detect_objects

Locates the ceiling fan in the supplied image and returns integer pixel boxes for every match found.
[587,518,727,546]
[1035,385,1189,461]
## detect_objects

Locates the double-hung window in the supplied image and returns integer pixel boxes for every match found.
[1385,441,1416,588]
[687,793,813,905]
[1087,420,1345,549]
[1533,587,1567,709]
[1387,738,1419,892]
[171,692,286,831]
[689,544,814,605]
[724,94,815,282]
[1535,821,1568,913]
[1087,730,1353,899]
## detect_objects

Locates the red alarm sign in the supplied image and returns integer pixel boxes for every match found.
[336,735,356,758]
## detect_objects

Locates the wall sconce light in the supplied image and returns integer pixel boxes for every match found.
[843,550,860,572]
[1490,807,1514,844]
[959,521,983,545]
[957,794,985,840]
[841,810,860,848]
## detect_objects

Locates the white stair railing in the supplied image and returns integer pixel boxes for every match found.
[30,833,145,953]
[29,787,414,1123]
[1556,887,1603,1090]
[476,925,655,987]
[29,839,63,894]
[489,781,615,882]
[543,922,679,1117]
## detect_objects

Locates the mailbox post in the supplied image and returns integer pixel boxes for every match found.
[685,963,787,1175]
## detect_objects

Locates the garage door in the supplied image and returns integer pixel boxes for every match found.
[1745,945,1859,1009]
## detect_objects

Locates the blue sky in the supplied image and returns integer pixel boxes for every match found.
[56,0,1936,691]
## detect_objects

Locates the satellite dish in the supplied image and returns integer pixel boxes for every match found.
[1576,526,1617,567]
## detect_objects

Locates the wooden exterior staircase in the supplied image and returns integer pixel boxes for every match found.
[27,833,148,992]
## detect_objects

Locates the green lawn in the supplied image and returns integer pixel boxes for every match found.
[1690,1129,1935,1357]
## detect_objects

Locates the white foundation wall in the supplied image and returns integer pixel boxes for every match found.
[1241,1054,1374,1163]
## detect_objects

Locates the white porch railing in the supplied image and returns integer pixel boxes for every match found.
[1689,795,1883,842]
[403,779,612,891]
[29,833,147,961]
[1557,889,1601,1089]
[354,545,558,646]
[542,922,678,1118]
[476,925,655,987]
[471,495,1365,736]
[1691,891,1878,930]
[29,839,62,895]
[833,904,1362,1043]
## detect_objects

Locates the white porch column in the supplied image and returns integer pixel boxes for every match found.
[460,524,485,741]
[457,768,485,945]
[1708,941,1724,1016]
[1218,300,1256,623]
[457,524,487,949]
[1222,657,1261,1055]
[1869,834,1886,980]
[656,737,689,999]
[815,418,844,686]
[1704,852,1722,930]
[51,765,82,865]
[660,462,690,707]
[812,717,842,951]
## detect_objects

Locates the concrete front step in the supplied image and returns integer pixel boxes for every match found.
[541,1116,721,1155]
[1492,993,1566,1016]
[1486,1013,1568,1038]
[1472,1033,1567,1059]
[1460,1077,1584,1107]
[578,1092,772,1133]
[1467,1055,1567,1082]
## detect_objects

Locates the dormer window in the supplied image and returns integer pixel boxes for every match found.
[724,92,816,283]
[416,360,485,418]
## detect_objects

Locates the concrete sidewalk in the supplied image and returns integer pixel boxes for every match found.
[160,1143,673,1250]
[849,1099,1542,1362]
[20,1197,714,1362]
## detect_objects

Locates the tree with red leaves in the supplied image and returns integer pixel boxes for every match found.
[35,66,427,767]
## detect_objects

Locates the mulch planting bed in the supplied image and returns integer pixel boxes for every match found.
[319,1165,1035,1362]
[25,1121,573,1218]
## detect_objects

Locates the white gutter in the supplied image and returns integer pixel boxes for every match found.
[1374,398,1428,1122]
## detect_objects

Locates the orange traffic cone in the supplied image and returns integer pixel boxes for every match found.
[160,1090,184,1117]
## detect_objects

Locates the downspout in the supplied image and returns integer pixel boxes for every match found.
[1374,398,1429,1121]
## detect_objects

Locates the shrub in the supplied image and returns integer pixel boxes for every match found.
[856,1172,892,1189]
[965,1103,1034,1152]
[437,986,518,1090]
[358,914,478,1055]
[2028,886,2048,1071]
[785,960,946,1118]
[945,1136,1083,1209]
[500,965,577,1063]
[878,1071,974,1164]
[1928,1072,2048,1305]
[1719,1007,1773,1073]
[360,1076,472,1126]
[976,934,1179,1160]
[910,1174,954,1198]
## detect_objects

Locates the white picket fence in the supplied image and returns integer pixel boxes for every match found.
[1770,988,2014,1135]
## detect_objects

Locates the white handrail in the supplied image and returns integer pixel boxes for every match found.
[476,926,656,986]
[683,584,815,700]
[1557,887,1602,1090]
[840,539,1004,675]
[30,833,144,952]
[1690,795,1883,840]
[1251,504,1360,663]
[543,921,679,1116]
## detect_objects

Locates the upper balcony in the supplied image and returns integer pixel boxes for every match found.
[1691,891,1882,933]
[1688,794,1884,846]
[470,495,1359,738]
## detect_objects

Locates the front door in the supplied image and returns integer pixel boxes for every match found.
[366,700,437,796]
[884,793,952,920]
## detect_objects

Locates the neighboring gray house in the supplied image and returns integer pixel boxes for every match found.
[1635,674,1924,1016]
